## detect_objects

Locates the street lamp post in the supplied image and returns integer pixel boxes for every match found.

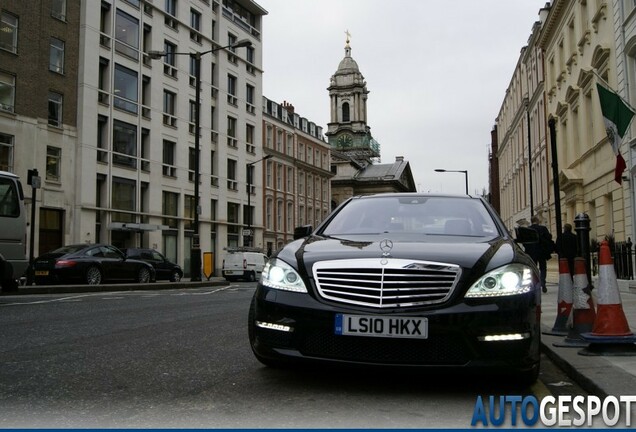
[245,155,272,247]
[149,39,252,281]
[434,169,469,195]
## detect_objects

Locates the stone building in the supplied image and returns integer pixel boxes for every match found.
[326,36,415,207]
[261,98,333,255]
[539,0,631,241]
[1,0,268,277]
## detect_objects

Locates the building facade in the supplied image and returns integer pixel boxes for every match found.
[327,37,415,205]
[539,0,631,242]
[0,0,81,255]
[614,0,636,243]
[261,98,333,255]
[1,0,268,276]
[496,10,551,232]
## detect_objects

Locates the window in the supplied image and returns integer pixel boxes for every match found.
[227,116,237,147]
[246,46,255,64]
[227,202,239,246]
[246,84,255,113]
[189,100,197,133]
[162,40,177,78]
[0,12,18,53]
[112,120,137,168]
[162,140,176,176]
[0,133,14,172]
[163,90,176,126]
[51,0,66,20]
[227,159,237,190]
[164,40,176,66]
[184,195,195,230]
[188,147,196,181]
[227,74,237,105]
[112,177,136,223]
[162,191,179,228]
[276,164,282,191]
[46,146,61,181]
[190,8,201,29]
[287,167,293,193]
[165,0,177,17]
[49,38,65,74]
[48,92,63,127]
[114,64,138,114]
[189,8,201,44]
[246,84,254,104]
[246,124,254,144]
[115,9,139,59]
[0,72,15,112]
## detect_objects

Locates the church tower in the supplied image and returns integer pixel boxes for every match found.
[326,33,380,163]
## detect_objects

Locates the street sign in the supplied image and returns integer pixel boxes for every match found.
[242,229,253,236]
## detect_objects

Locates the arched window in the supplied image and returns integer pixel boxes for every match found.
[342,102,350,122]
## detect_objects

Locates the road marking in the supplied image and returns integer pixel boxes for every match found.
[0,293,106,306]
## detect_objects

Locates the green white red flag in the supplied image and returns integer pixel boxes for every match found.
[597,83,635,184]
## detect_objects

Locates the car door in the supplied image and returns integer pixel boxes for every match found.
[100,245,132,281]
[146,250,169,280]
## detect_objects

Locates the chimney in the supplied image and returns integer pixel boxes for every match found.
[395,156,404,162]
[282,100,295,114]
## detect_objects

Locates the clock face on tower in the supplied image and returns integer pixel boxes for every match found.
[338,134,353,147]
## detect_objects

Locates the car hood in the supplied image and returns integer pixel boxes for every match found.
[277,235,532,284]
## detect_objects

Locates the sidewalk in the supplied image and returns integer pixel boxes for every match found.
[541,259,636,397]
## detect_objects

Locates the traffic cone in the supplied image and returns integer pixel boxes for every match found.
[590,241,632,336]
[544,258,573,336]
[553,257,596,348]
[579,241,636,355]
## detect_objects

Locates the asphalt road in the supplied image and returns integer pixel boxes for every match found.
[0,282,585,428]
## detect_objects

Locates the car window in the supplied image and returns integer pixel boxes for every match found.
[85,247,103,257]
[322,196,498,238]
[53,245,87,254]
[151,251,164,261]
[103,246,123,259]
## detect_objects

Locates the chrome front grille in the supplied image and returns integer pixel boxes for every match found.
[313,258,461,308]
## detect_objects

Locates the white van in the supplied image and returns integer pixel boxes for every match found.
[222,250,268,282]
[0,171,28,291]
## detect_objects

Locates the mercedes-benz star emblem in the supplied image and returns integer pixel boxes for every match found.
[380,239,393,256]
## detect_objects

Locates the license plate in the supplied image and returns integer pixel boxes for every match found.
[335,314,428,339]
[225,270,234,274]
[35,270,49,276]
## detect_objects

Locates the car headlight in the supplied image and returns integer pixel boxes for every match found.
[465,264,534,298]
[261,258,308,293]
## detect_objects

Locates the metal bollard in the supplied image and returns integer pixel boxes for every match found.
[574,213,592,287]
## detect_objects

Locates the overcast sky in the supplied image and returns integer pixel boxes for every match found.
[255,0,546,195]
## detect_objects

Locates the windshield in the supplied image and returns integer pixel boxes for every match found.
[322,196,499,238]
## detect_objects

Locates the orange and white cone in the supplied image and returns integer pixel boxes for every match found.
[553,257,596,348]
[545,258,573,336]
[587,241,633,337]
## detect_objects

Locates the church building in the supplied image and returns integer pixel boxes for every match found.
[326,34,416,210]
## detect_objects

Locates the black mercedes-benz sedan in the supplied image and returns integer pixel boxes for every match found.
[248,193,541,384]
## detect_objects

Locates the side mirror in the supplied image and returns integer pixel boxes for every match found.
[515,226,539,244]
[294,225,313,240]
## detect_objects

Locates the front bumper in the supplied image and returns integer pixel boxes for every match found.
[249,285,540,371]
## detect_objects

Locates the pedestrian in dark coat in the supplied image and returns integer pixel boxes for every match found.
[556,223,578,277]
[524,215,554,293]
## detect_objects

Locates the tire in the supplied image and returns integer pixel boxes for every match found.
[137,267,151,283]
[85,266,102,285]
[170,270,181,282]
[1,278,18,293]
